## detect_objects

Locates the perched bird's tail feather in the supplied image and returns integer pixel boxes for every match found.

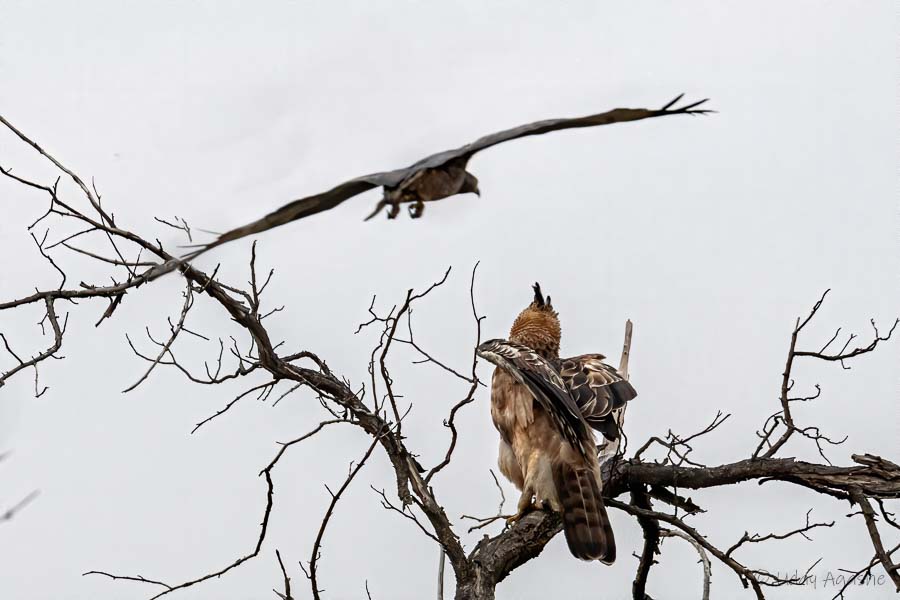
[553,463,616,563]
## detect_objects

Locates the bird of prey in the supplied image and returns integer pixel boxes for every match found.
[189,95,709,256]
[476,284,636,563]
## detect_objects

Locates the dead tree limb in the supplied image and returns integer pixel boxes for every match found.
[1,112,897,600]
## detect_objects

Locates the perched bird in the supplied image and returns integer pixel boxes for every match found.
[188,95,709,257]
[476,284,636,563]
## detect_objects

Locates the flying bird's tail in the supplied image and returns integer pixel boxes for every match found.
[553,462,616,563]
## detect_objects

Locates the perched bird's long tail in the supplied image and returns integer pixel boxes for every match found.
[553,463,616,563]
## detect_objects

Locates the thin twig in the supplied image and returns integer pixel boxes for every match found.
[659,528,711,600]
[122,283,195,393]
[273,549,293,600]
[308,435,383,600]
[426,262,483,484]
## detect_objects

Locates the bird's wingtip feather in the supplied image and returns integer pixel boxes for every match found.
[660,93,685,110]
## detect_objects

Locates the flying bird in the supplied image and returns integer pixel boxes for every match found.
[476,284,636,563]
[188,94,709,257]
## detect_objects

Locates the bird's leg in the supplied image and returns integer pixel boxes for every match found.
[386,202,401,219]
[506,490,536,524]
[408,199,425,219]
[363,199,388,221]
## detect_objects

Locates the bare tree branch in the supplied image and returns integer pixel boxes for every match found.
[122,281,196,393]
[460,470,510,532]
[754,290,895,461]
[273,549,293,600]
[3,111,897,600]
[82,571,172,590]
[659,528,711,600]
[306,435,382,600]
[630,486,660,600]
[850,488,900,592]
[725,509,834,558]
[608,498,766,599]
[599,319,634,466]
[426,261,483,484]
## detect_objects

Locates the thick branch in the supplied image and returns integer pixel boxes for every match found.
[463,453,900,595]
[630,486,660,600]
[850,489,900,591]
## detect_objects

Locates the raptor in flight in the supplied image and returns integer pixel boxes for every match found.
[190,95,709,256]
[476,284,636,563]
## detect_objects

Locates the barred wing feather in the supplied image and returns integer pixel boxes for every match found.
[476,339,590,456]
[559,354,637,441]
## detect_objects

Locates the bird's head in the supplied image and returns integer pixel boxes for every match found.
[509,282,560,359]
[461,172,481,197]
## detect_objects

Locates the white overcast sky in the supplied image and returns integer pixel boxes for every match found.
[1,2,898,599]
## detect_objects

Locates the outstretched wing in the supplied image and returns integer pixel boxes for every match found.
[403,94,711,171]
[477,339,591,456]
[559,354,637,441]
[184,173,396,258]
[188,94,710,257]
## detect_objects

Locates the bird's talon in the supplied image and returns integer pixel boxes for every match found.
[506,502,536,524]
[408,202,424,219]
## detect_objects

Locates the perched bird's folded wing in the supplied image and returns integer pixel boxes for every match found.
[477,339,590,455]
[559,354,637,441]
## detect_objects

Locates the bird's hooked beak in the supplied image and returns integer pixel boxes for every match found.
[462,172,480,197]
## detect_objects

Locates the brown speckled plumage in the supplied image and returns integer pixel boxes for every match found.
[509,288,561,359]
[476,283,637,563]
